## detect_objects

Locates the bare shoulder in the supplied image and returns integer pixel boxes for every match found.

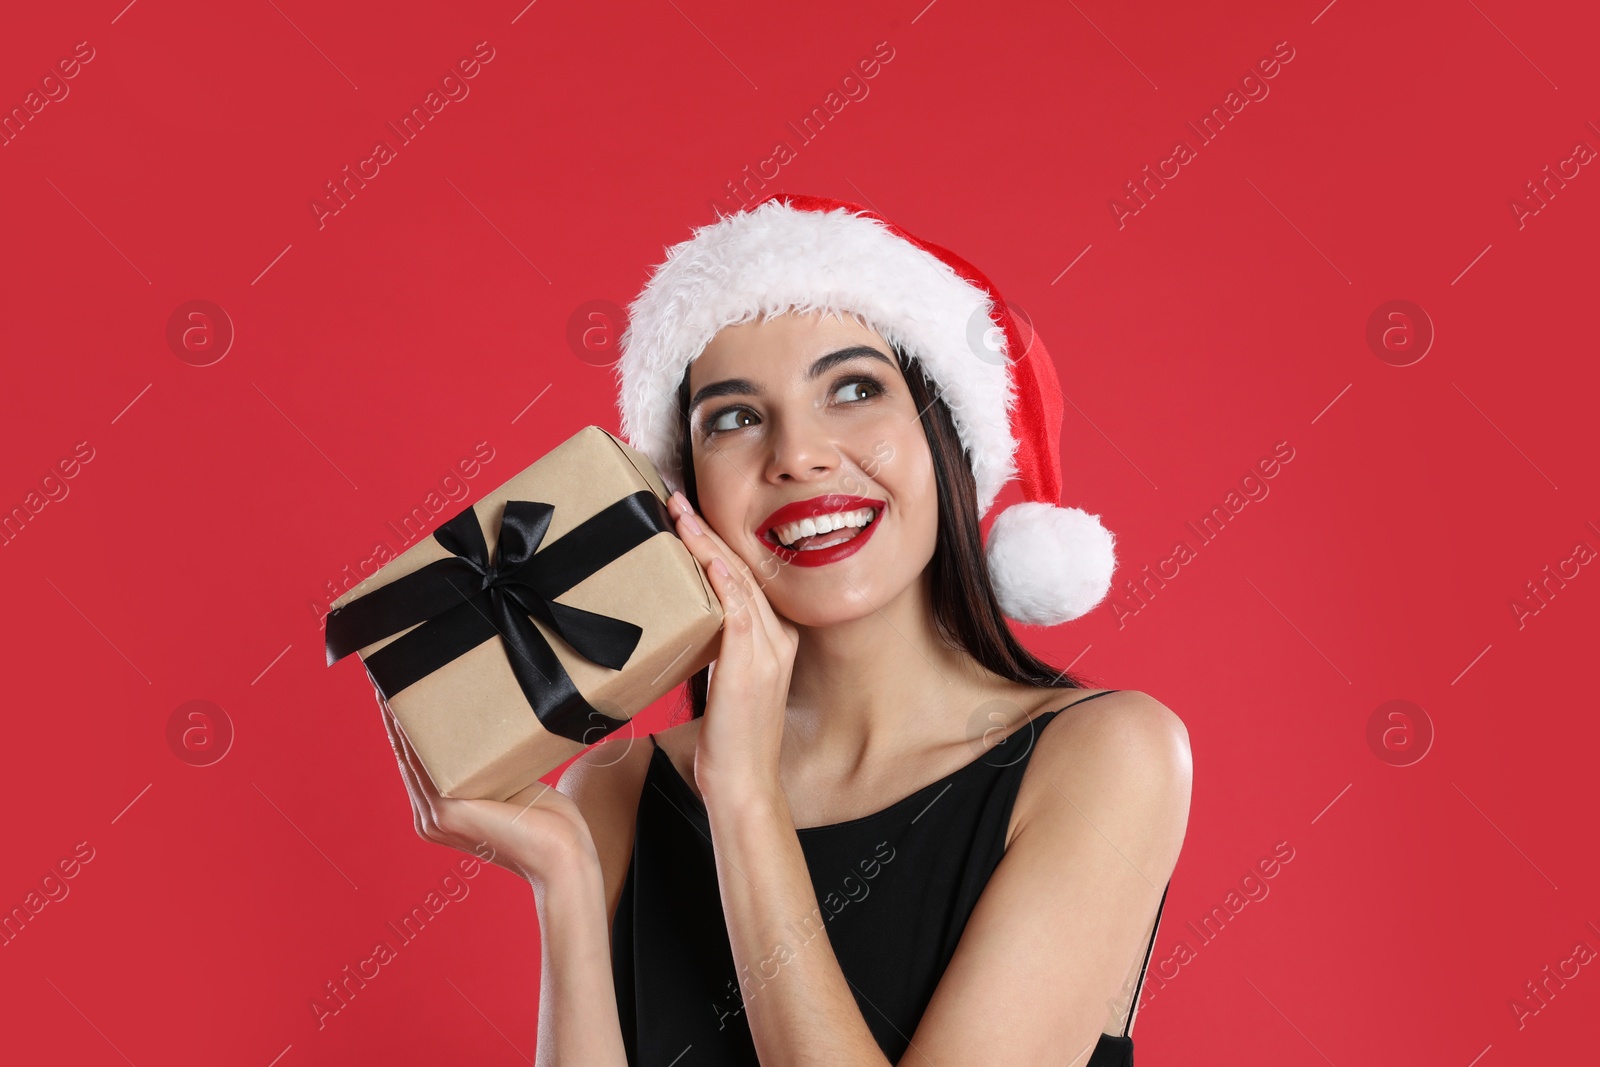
[553,730,658,929]
[907,690,1190,1055]
[1046,689,1190,760]
[1016,689,1192,848]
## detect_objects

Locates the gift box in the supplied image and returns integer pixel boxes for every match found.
[324,425,723,801]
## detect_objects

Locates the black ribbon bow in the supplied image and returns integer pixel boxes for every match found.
[324,489,674,745]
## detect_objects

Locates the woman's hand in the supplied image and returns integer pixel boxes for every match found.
[375,691,601,888]
[668,490,798,809]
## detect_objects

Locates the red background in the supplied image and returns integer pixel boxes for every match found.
[3,1,1597,1063]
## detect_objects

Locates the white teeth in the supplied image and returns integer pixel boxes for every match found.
[772,507,877,549]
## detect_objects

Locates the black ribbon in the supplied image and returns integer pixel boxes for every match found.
[324,489,675,745]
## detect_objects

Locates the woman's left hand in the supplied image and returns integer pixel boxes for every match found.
[667,490,798,811]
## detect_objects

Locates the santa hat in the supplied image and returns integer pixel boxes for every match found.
[613,192,1116,626]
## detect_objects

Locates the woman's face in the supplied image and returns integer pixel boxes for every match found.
[684,310,938,627]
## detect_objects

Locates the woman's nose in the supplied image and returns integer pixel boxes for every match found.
[764,418,840,483]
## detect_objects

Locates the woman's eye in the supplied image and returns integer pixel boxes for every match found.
[833,378,882,403]
[706,407,757,434]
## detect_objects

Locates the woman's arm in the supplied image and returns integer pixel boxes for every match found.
[534,738,656,1067]
[533,859,629,1067]
[376,694,631,1067]
[706,785,891,1067]
[899,692,1191,1063]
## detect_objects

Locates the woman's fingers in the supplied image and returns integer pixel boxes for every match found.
[376,694,428,838]
[671,492,753,640]
[719,552,791,659]
[707,553,797,689]
[384,697,448,840]
[372,692,591,888]
[379,695,496,854]
[671,492,758,587]
[672,492,793,654]
[709,556,755,655]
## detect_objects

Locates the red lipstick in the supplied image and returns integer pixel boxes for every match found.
[756,493,884,569]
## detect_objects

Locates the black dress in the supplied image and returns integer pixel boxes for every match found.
[611,689,1168,1065]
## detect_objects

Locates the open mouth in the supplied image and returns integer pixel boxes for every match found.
[762,506,881,553]
[754,493,887,567]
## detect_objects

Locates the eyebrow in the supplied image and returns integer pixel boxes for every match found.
[687,345,896,414]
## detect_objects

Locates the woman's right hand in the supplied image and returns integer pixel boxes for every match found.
[375,692,601,888]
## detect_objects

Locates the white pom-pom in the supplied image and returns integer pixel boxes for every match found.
[985,502,1117,626]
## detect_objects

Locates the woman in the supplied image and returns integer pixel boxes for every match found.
[381,195,1192,1065]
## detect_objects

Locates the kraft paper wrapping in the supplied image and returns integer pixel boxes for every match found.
[327,426,722,801]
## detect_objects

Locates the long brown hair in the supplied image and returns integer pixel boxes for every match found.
[673,339,1092,720]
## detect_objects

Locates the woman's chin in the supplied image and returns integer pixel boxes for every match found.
[764,584,894,630]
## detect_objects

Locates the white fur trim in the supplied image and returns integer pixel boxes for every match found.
[615,200,1019,514]
[985,502,1117,625]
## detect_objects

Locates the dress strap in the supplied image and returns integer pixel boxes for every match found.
[1124,880,1170,1037]
[1058,688,1121,712]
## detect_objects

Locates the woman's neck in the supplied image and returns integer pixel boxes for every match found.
[780,570,1016,771]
